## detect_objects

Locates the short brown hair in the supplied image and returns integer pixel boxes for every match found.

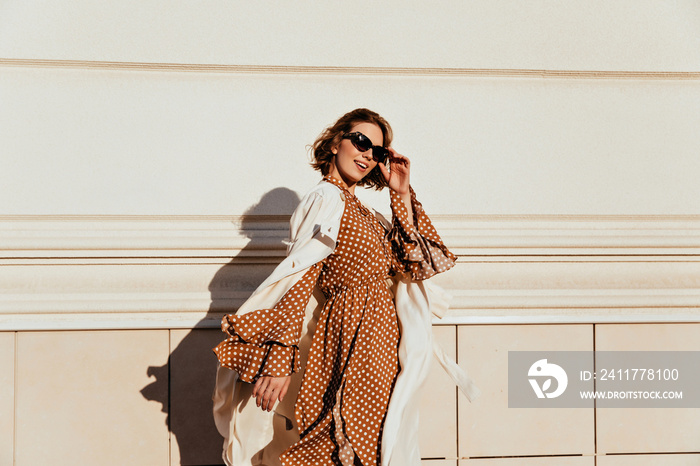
[310,108,393,190]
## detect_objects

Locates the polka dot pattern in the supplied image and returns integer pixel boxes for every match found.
[388,187,457,280]
[213,262,322,382]
[213,175,456,466]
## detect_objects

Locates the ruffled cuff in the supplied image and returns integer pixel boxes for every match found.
[259,344,300,377]
[213,337,300,382]
[222,307,301,348]
[213,311,302,383]
[389,186,457,280]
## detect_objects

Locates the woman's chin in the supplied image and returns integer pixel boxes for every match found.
[346,172,365,184]
[356,167,374,181]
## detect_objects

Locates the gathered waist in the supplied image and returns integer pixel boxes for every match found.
[320,274,390,299]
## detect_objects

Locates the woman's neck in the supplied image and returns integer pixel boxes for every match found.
[327,165,356,194]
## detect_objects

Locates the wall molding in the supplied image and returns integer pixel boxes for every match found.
[2,215,699,330]
[3,310,700,332]
[3,214,700,258]
[2,58,700,81]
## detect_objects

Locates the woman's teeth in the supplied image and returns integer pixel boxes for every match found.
[356,161,367,169]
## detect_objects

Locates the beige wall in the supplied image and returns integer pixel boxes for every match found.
[3,70,700,217]
[3,324,700,465]
[2,1,700,465]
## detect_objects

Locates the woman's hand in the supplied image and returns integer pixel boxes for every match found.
[378,148,410,196]
[379,148,414,223]
[253,375,291,412]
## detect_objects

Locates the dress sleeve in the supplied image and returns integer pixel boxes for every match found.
[388,186,457,280]
[213,262,323,382]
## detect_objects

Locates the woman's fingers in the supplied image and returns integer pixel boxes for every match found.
[386,148,410,179]
[254,377,275,411]
[390,156,410,173]
[390,153,406,164]
[385,147,411,193]
[378,162,390,182]
[253,377,269,408]
[261,386,274,411]
[252,377,265,398]
[253,376,291,411]
[387,147,409,164]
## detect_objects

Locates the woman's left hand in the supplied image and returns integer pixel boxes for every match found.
[252,375,291,412]
[378,148,410,195]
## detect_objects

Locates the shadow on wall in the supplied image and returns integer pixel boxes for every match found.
[140,187,301,466]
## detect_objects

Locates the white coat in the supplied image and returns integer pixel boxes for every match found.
[213,179,479,466]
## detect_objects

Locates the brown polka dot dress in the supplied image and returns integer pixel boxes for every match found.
[214,176,456,466]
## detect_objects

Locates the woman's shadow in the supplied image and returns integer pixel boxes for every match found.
[140,188,300,465]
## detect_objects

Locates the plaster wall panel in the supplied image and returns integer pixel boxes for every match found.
[0,332,14,466]
[1,1,699,71]
[458,325,594,457]
[0,260,271,330]
[2,67,700,217]
[596,324,700,454]
[418,326,457,459]
[15,330,170,466]
[422,461,457,466]
[597,453,700,466]
[460,457,594,466]
[170,328,226,465]
[431,259,700,323]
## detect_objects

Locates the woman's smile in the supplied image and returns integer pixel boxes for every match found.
[354,159,369,171]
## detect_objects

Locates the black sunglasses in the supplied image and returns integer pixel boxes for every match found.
[341,132,390,164]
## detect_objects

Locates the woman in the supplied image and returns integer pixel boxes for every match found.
[213,108,472,466]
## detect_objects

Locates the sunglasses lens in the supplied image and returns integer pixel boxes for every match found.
[352,133,373,152]
[373,148,389,163]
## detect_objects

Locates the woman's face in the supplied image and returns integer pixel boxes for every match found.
[329,122,384,190]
